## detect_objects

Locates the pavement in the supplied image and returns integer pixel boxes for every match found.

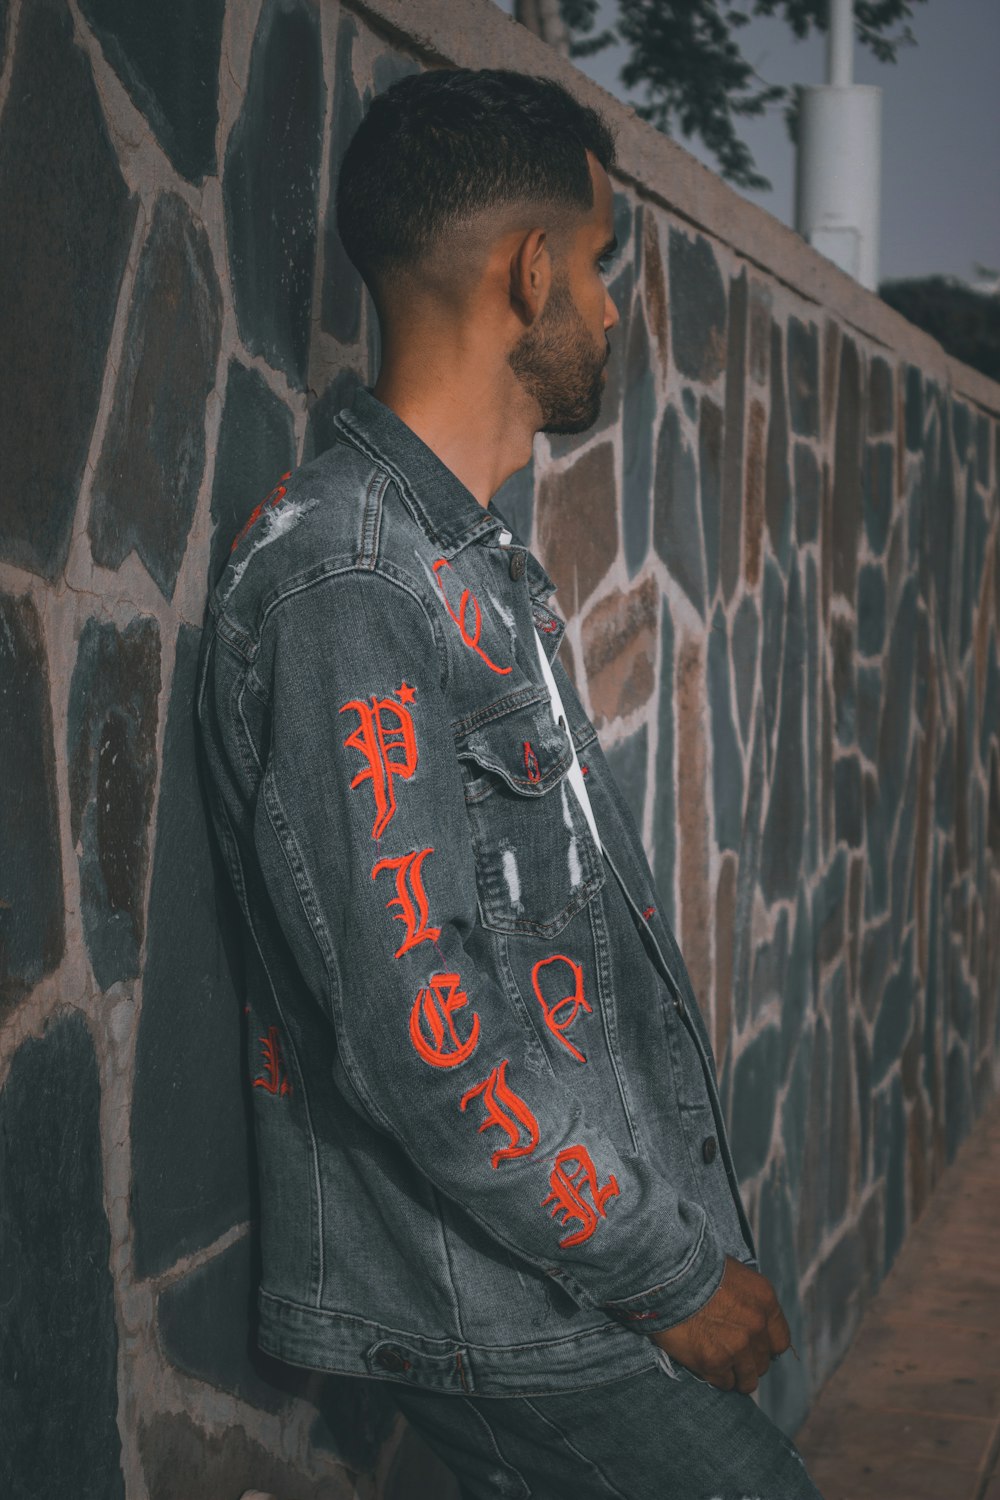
[795,1088,1000,1500]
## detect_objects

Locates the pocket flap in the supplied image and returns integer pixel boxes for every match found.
[456,697,573,796]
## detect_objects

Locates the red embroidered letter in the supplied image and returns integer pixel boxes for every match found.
[460,1059,540,1168]
[253,1026,292,1096]
[523,741,541,783]
[432,557,512,676]
[341,686,419,839]
[231,471,293,552]
[542,1146,620,1248]
[409,973,481,1069]
[371,847,442,958]
[531,955,592,1064]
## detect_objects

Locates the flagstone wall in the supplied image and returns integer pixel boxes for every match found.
[1,0,998,1494]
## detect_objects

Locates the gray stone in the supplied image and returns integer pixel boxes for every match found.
[826,963,851,1223]
[750,908,789,1022]
[794,443,821,545]
[904,365,923,450]
[869,356,894,435]
[782,1024,815,1204]
[158,1236,307,1412]
[581,261,633,446]
[787,316,820,437]
[873,1073,906,1270]
[872,935,914,1082]
[976,413,991,486]
[0,0,136,581]
[948,936,974,1043]
[960,474,988,659]
[0,593,64,1013]
[224,0,324,386]
[681,387,698,422]
[67,617,161,990]
[831,614,855,747]
[89,194,222,601]
[732,721,766,1031]
[877,576,918,835]
[668,229,727,382]
[653,604,676,929]
[814,848,848,966]
[951,399,971,461]
[834,755,863,848]
[853,1015,872,1181]
[935,725,955,834]
[708,606,743,851]
[929,400,956,645]
[857,663,881,763]
[864,773,889,919]
[781,890,814,1077]
[857,563,886,657]
[730,1024,782,1181]
[860,919,892,1024]
[982,654,1000,772]
[699,397,724,599]
[863,441,894,557]
[210,361,297,590]
[832,338,862,600]
[653,403,705,617]
[605,725,648,833]
[79,0,225,181]
[131,627,251,1276]
[761,557,785,770]
[623,306,656,576]
[720,270,748,602]
[765,320,793,571]
[759,560,805,902]
[0,1014,124,1500]
[795,1013,831,1264]
[805,554,820,873]
[305,367,361,463]
[889,750,917,952]
[731,595,758,748]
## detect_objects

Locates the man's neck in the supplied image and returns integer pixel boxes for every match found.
[372,358,536,509]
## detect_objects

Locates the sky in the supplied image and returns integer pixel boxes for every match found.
[493,0,1000,286]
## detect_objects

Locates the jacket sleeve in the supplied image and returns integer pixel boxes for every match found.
[249,565,725,1332]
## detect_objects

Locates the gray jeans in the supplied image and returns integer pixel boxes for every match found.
[391,1359,824,1500]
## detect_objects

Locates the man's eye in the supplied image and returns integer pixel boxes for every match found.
[598,256,615,276]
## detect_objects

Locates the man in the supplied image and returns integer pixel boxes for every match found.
[198,68,823,1498]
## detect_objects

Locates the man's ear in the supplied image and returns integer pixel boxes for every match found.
[509,227,550,326]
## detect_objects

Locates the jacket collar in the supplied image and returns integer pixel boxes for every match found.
[334,385,557,603]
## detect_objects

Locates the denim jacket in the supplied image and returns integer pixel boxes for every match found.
[196,385,757,1397]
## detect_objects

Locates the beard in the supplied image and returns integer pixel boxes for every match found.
[507,273,609,435]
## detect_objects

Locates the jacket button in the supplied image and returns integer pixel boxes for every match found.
[375,1347,408,1373]
[702,1136,717,1164]
[509,550,526,581]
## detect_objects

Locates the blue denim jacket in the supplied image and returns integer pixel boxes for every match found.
[196,385,757,1397]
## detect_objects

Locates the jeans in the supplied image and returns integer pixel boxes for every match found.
[391,1359,825,1499]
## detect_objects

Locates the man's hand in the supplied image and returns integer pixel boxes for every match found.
[651,1255,791,1394]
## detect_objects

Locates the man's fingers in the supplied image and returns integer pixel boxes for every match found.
[733,1353,761,1394]
[766,1302,792,1356]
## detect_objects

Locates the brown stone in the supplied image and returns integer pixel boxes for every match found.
[676,635,712,1012]
[748,280,771,385]
[643,212,668,371]
[744,398,766,587]
[140,1411,341,1500]
[581,576,658,728]
[535,441,617,618]
[848,854,863,999]
[714,853,737,1065]
[975,544,994,719]
[821,457,832,627]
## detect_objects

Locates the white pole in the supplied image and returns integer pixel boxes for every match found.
[828,0,854,87]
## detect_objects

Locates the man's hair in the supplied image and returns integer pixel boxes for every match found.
[336,67,617,300]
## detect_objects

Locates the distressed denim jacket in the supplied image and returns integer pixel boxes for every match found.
[196,385,757,1398]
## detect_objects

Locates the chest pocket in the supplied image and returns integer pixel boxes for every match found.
[456,697,605,938]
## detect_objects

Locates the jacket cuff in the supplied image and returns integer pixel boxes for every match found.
[600,1212,727,1334]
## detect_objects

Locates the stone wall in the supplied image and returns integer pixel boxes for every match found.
[1,0,998,1495]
